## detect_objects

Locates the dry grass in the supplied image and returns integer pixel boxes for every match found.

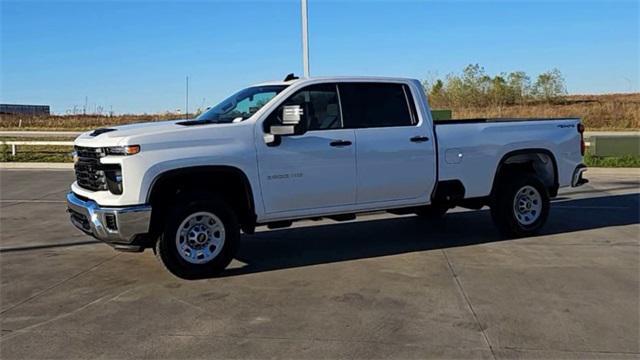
[0,113,181,131]
[443,93,640,130]
[1,93,638,130]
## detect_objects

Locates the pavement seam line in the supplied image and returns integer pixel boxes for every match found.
[5,327,639,356]
[0,328,495,351]
[0,189,69,209]
[0,240,100,253]
[0,253,120,315]
[0,293,113,343]
[442,249,497,360]
[500,346,640,356]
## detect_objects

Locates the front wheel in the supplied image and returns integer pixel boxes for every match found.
[490,174,550,238]
[155,195,239,279]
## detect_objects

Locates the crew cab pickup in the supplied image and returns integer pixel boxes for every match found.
[67,75,588,278]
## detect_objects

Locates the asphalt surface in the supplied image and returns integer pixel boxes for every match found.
[0,168,638,359]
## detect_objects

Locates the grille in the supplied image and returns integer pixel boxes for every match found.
[74,146,107,191]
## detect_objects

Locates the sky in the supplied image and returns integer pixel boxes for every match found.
[1,0,638,114]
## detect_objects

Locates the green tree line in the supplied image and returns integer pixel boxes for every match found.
[423,64,567,108]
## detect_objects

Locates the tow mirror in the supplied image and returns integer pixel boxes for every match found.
[264,105,307,146]
[282,105,303,125]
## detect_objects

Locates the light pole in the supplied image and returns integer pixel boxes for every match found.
[301,0,310,77]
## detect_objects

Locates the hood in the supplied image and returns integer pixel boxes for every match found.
[73,118,251,148]
[74,119,187,147]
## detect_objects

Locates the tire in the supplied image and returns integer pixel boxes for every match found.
[155,194,239,279]
[490,173,550,238]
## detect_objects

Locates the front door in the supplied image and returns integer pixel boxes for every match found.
[256,83,357,214]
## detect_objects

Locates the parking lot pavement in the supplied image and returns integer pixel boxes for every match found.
[0,168,638,359]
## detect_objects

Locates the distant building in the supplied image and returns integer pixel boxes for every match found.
[0,104,50,116]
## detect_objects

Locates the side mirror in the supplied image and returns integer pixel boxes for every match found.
[264,105,306,146]
[282,105,304,125]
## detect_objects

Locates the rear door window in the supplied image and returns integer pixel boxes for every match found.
[339,83,415,129]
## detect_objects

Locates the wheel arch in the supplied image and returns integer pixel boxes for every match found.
[146,165,257,238]
[491,148,559,198]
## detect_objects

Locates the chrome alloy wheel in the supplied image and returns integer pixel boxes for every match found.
[512,185,542,226]
[175,212,225,264]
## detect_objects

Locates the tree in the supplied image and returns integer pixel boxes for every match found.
[532,69,566,102]
[489,75,509,106]
[428,79,446,107]
[421,65,566,108]
[506,71,531,104]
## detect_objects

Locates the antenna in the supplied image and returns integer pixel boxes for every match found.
[284,73,299,81]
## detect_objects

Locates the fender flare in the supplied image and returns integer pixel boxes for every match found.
[146,165,256,216]
[490,148,559,197]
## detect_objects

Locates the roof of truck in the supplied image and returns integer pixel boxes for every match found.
[254,76,417,87]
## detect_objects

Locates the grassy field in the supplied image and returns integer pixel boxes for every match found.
[0,93,638,131]
[0,113,179,131]
[440,93,640,130]
[583,154,640,167]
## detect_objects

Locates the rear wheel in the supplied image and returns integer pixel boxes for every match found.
[490,174,550,237]
[155,195,239,279]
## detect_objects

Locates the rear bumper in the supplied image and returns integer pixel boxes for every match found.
[571,164,588,187]
[66,192,152,245]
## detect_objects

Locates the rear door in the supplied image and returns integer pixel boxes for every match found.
[339,82,436,204]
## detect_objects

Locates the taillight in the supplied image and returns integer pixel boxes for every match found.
[577,123,585,156]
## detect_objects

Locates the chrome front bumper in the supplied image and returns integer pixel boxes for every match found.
[67,192,152,244]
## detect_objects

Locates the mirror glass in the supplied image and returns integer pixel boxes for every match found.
[282,105,304,125]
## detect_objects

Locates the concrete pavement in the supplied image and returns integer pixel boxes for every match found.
[0,168,638,359]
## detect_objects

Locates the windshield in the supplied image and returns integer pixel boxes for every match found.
[196,85,288,123]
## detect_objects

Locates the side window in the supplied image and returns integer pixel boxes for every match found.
[264,83,342,132]
[339,83,415,129]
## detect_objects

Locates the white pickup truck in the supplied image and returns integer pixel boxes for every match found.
[67,75,588,278]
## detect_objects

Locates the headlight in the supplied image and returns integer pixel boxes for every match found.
[105,145,140,156]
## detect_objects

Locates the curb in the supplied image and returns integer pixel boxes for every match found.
[0,162,73,169]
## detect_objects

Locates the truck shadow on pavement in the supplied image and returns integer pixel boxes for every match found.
[223,193,639,277]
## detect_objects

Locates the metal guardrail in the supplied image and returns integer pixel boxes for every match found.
[584,134,640,157]
[0,131,82,138]
[0,141,74,157]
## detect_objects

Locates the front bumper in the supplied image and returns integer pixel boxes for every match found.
[572,164,589,187]
[66,192,152,245]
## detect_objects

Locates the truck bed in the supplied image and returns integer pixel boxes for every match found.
[434,117,580,125]
[434,117,583,198]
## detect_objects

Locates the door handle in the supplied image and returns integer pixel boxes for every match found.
[330,140,352,147]
[410,135,430,143]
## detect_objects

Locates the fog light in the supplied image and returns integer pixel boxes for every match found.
[105,214,118,231]
[105,169,123,195]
